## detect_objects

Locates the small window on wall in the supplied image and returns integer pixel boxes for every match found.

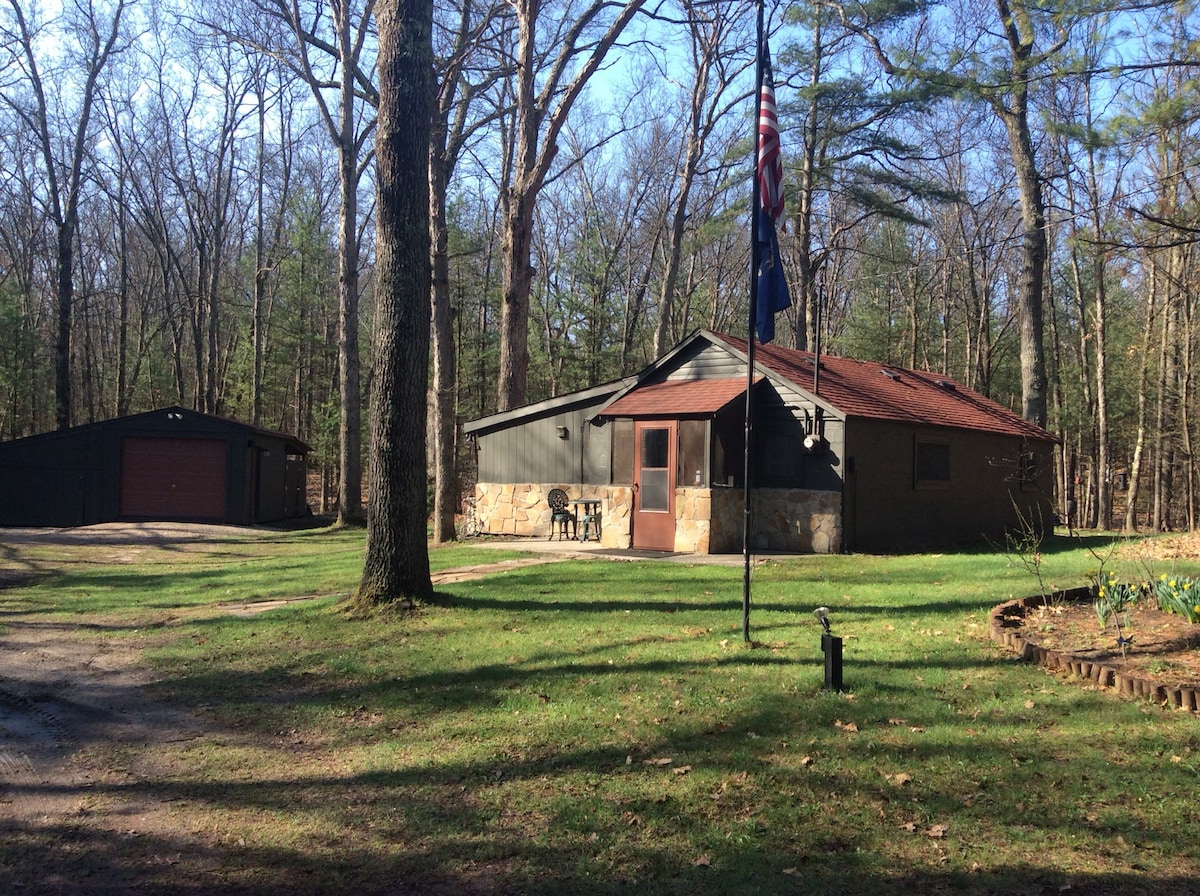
[611,419,634,485]
[915,440,950,489]
[1019,450,1037,489]
[678,420,706,487]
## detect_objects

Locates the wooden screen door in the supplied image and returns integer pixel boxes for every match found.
[633,420,676,551]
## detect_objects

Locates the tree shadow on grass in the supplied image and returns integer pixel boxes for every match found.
[3,808,1193,896]
[3,689,1197,896]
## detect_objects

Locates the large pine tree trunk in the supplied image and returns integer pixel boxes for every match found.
[355,0,434,606]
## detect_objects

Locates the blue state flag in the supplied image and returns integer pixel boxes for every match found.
[756,208,791,344]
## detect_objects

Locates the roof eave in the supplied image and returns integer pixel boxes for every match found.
[464,376,636,436]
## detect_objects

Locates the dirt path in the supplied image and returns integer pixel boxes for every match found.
[0,527,566,893]
[0,614,215,892]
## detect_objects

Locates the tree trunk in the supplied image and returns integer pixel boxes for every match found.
[494,0,646,411]
[430,150,458,543]
[336,20,364,526]
[994,0,1049,428]
[497,184,536,412]
[116,178,130,418]
[337,141,364,525]
[1078,104,1112,531]
[1125,256,1158,531]
[794,15,825,353]
[253,79,267,426]
[8,0,129,429]
[496,0,539,413]
[355,0,434,606]
[54,226,74,429]
[1001,109,1047,429]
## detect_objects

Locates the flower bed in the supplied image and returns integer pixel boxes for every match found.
[990,586,1200,711]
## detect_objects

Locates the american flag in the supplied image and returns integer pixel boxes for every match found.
[757,43,784,223]
[754,41,790,344]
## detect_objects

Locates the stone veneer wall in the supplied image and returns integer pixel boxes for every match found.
[705,486,842,554]
[474,483,633,548]
[476,482,840,554]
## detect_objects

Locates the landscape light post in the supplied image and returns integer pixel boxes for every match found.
[813,607,843,691]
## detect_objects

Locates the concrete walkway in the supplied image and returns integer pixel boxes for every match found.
[462,535,769,567]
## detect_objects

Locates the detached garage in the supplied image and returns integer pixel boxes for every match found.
[0,407,309,527]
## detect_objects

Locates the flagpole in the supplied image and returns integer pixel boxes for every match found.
[742,0,765,644]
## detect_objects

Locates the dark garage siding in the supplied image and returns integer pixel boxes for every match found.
[120,436,228,520]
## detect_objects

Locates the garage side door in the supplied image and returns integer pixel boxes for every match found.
[120,436,228,520]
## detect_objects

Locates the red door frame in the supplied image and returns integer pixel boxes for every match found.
[632,420,676,551]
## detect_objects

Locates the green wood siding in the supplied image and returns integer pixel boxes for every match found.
[474,399,615,486]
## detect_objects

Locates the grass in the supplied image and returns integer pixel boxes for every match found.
[3,527,1200,894]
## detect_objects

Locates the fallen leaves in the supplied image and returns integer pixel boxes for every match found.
[639,756,693,777]
[901,820,948,838]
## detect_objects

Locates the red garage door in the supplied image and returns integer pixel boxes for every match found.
[120,437,228,520]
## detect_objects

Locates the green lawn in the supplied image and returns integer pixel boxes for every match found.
[4,528,1200,894]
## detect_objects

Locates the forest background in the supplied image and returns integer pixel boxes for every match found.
[0,0,1197,541]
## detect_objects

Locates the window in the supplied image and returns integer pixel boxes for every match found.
[639,427,671,510]
[1019,450,1037,488]
[915,441,950,489]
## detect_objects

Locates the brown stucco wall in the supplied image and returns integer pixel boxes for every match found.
[844,419,1054,552]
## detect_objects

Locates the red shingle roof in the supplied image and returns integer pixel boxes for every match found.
[601,376,758,417]
[713,333,1055,442]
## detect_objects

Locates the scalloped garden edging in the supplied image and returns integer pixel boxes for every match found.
[989,587,1200,712]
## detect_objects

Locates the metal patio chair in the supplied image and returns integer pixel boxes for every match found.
[547,488,576,540]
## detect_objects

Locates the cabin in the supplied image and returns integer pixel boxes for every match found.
[0,406,309,527]
[463,330,1057,554]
